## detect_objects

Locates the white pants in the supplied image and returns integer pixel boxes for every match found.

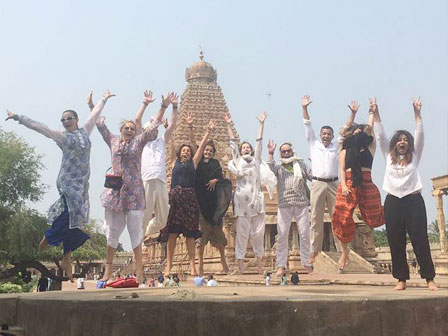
[142,179,169,236]
[105,209,144,250]
[276,206,311,268]
[235,213,265,259]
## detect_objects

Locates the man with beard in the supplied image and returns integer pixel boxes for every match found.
[267,141,313,276]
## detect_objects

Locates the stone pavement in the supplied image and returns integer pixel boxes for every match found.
[1,273,447,335]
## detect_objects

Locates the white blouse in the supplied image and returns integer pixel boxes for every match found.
[228,139,265,217]
[375,121,424,198]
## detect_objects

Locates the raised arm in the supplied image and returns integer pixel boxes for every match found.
[184,111,198,153]
[6,110,63,146]
[412,97,424,161]
[301,95,316,144]
[83,90,115,135]
[345,100,359,128]
[193,120,215,169]
[164,93,179,142]
[224,113,236,139]
[135,90,156,135]
[371,98,388,158]
[267,140,278,175]
[154,93,171,124]
[255,112,267,159]
[95,116,113,147]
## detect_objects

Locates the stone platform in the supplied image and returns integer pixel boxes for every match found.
[1,275,447,336]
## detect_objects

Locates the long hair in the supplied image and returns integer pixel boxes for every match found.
[340,123,371,138]
[239,141,254,156]
[389,130,414,165]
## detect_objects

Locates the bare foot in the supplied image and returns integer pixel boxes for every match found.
[256,257,263,275]
[190,262,198,276]
[237,260,244,275]
[308,252,318,265]
[135,263,143,284]
[221,265,230,274]
[60,260,74,283]
[394,281,406,290]
[305,266,314,274]
[337,254,349,270]
[427,280,438,291]
[101,264,113,282]
[276,267,284,277]
[198,264,204,277]
[39,236,48,251]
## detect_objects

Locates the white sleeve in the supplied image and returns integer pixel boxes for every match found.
[374,122,389,159]
[19,115,63,147]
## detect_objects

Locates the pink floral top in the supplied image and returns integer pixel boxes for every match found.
[97,119,160,211]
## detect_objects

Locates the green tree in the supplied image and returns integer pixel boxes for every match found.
[374,228,389,247]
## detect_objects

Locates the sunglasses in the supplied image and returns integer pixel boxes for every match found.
[60,116,77,123]
[124,126,135,131]
[281,149,292,154]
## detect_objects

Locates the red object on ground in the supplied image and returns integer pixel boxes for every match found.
[106,278,139,288]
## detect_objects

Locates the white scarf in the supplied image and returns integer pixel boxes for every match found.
[280,155,305,191]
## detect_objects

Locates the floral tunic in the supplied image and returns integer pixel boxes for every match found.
[228,139,264,217]
[18,100,106,229]
[97,120,159,211]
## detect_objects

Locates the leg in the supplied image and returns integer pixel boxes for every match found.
[60,251,73,282]
[326,180,342,252]
[126,210,144,282]
[165,233,177,276]
[198,245,205,276]
[250,213,265,274]
[133,242,143,283]
[186,237,197,276]
[384,195,409,282]
[216,244,230,274]
[101,246,117,281]
[235,216,250,274]
[404,194,436,289]
[294,206,312,270]
[309,181,327,263]
[358,178,385,229]
[142,180,156,236]
[39,236,48,250]
[276,207,293,276]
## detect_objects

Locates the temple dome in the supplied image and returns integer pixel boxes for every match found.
[185,52,217,83]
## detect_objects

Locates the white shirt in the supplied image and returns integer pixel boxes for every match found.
[375,121,424,198]
[303,119,339,178]
[207,279,218,286]
[228,139,265,217]
[141,137,167,182]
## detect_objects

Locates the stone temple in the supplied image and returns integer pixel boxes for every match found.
[142,53,382,275]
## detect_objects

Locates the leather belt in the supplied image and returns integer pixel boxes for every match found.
[312,176,338,182]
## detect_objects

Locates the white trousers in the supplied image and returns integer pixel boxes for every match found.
[142,179,170,236]
[235,213,265,260]
[105,209,144,250]
[276,205,311,268]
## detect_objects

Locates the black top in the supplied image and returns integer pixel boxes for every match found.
[342,133,374,187]
[171,159,196,188]
[195,157,223,224]
[345,147,373,169]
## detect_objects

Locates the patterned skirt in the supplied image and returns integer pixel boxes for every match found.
[158,186,201,242]
[332,170,384,244]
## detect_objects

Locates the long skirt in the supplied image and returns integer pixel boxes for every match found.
[332,170,384,243]
[158,186,201,243]
[45,196,89,254]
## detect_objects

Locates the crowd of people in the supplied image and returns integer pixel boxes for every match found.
[5,90,438,291]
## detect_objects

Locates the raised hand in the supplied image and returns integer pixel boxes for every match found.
[208,119,216,131]
[412,97,422,113]
[161,92,172,107]
[186,111,194,126]
[5,109,17,121]
[143,90,155,104]
[224,113,232,124]
[301,95,312,108]
[257,112,267,124]
[171,93,179,108]
[348,100,360,114]
[267,140,276,154]
[103,90,116,101]
[87,91,94,107]
[368,97,378,114]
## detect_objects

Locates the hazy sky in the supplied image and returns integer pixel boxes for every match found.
[1,1,447,251]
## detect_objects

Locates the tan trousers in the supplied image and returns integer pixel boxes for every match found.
[142,179,170,236]
[310,180,339,253]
